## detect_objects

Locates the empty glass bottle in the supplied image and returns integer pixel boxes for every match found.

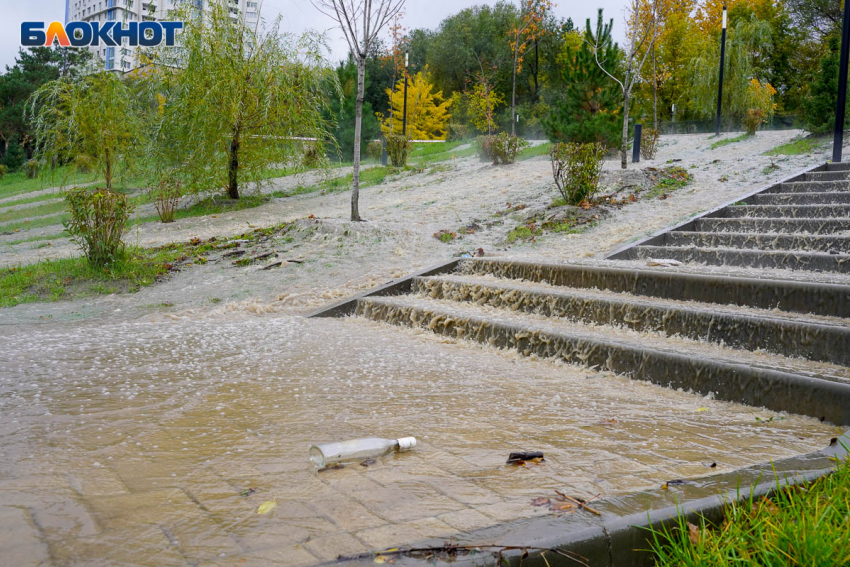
[309,436,416,467]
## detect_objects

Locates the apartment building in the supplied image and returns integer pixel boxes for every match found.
[63,0,260,72]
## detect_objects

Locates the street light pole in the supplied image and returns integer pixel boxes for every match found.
[834,0,850,162]
[715,5,727,137]
[402,51,409,138]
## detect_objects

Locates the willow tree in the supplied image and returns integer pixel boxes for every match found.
[27,72,144,190]
[686,13,772,127]
[313,0,405,221]
[149,0,336,199]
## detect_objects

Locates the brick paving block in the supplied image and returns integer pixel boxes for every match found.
[355,517,456,550]
[236,544,320,567]
[303,532,370,562]
[32,497,101,540]
[87,488,206,528]
[66,467,130,498]
[48,525,187,567]
[475,498,552,522]
[307,495,387,532]
[437,508,498,532]
[2,543,53,567]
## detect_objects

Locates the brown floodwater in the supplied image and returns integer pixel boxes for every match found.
[0,314,838,566]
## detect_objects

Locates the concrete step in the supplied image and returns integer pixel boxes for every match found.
[632,244,850,274]
[695,217,850,234]
[752,192,850,205]
[804,171,850,182]
[356,295,850,424]
[664,231,850,254]
[413,274,850,365]
[460,258,850,318]
[723,204,850,219]
[772,181,850,193]
[826,162,850,171]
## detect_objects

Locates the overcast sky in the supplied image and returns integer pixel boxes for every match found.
[1,0,629,71]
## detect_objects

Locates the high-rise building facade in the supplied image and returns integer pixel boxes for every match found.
[64,0,260,72]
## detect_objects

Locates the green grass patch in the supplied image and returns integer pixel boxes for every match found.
[0,191,65,209]
[517,141,553,161]
[642,166,692,199]
[765,136,828,156]
[506,224,541,244]
[271,167,398,198]
[711,133,753,150]
[0,246,186,307]
[0,199,68,225]
[0,166,100,200]
[649,453,850,566]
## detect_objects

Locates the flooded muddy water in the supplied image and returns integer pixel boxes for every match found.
[0,314,837,566]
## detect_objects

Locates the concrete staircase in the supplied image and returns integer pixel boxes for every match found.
[314,163,850,426]
[610,162,850,273]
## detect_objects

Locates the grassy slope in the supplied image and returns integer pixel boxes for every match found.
[649,454,850,566]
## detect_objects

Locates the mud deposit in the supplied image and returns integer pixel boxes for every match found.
[0,314,836,566]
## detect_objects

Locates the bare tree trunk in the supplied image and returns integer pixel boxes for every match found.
[351,57,365,221]
[228,128,240,199]
[105,147,112,191]
[652,42,658,131]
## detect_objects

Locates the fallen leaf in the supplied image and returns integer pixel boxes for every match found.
[531,497,550,507]
[687,522,700,545]
[550,501,576,512]
[661,479,690,490]
[360,459,377,467]
[696,408,709,412]
[257,501,277,515]
[702,461,717,468]
[239,488,256,497]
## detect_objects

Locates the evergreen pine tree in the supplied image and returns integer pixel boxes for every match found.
[543,10,621,146]
[804,34,849,135]
[1,138,25,171]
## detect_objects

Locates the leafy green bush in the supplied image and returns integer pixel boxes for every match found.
[386,133,410,167]
[366,140,383,161]
[74,154,95,174]
[641,128,660,160]
[550,142,605,205]
[476,135,494,162]
[64,187,134,266]
[0,165,7,179]
[149,178,182,223]
[24,159,39,179]
[490,132,528,165]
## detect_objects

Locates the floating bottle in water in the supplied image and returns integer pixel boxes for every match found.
[309,437,417,467]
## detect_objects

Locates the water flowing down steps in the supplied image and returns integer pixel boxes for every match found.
[611,162,850,272]
[311,162,850,426]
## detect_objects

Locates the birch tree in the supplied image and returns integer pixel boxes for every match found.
[313,0,405,221]
[590,0,658,169]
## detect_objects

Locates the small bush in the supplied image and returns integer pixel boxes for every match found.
[490,132,528,165]
[476,135,494,162]
[386,133,411,167]
[64,187,134,267]
[551,142,606,206]
[447,121,470,141]
[302,143,325,169]
[74,154,96,174]
[24,159,39,179]
[641,128,660,160]
[743,108,767,135]
[366,140,383,161]
[0,164,7,179]
[150,178,182,223]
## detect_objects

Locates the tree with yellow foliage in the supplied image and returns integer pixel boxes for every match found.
[509,0,553,135]
[377,70,452,140]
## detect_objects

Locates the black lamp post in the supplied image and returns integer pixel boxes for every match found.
[402,51,409,138]
[715,4,727,136]
[834,0,850,162]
